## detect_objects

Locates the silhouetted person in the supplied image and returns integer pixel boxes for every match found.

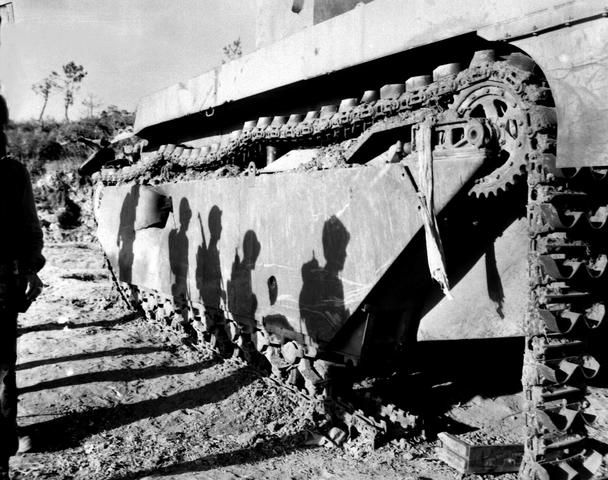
[116,184,140,283]
[299,216,350,342]
[0,94,45,480]
[227,230,261,321]
[196,206,226,313]
[169,198,192,307]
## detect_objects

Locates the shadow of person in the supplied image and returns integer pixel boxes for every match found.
[169,198,192,311]
[227,230,261,321]
[17,344,174,371]
[19,358,219,395]
[117,184,140,283]
[225,231,262,362]
[26,367,256,452]
[108,432,311,480]
[299,216,350,343]
[17,311,140,337]
[196,206,226,318]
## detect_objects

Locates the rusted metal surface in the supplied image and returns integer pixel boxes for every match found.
[96,159,482,352]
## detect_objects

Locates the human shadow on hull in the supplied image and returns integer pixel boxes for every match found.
[194,205,234,354]
[117,184,140,283]
[196,206,226,319]
[169,197,191,309]
[299,215,351,346]
[227,230,265,363]
[227,230,261,323]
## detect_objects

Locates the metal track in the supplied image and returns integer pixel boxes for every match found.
[97,52,604,475]
[99,52,549,197]
[522,159,605,479]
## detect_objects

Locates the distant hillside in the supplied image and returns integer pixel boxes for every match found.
[6,106,134,176]
[5,107,134,242]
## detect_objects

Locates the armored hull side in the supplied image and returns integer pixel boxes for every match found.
[97,158,499,360]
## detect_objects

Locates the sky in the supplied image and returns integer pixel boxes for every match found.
[0,0,256,121]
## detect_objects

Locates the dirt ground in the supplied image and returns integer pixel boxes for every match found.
[9,242,608,479]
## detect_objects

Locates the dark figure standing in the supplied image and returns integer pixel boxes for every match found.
[299,215,350,342]
[169,198,192,307]
[0,95,45,479]
[196,206,226,317]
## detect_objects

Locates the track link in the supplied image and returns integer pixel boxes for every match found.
[523,154,606,478]
[99,53,547,196]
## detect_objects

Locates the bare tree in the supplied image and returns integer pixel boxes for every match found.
[82,93,102,117]
[58,61,87,121]
[221,38,242,64]
[32,72,59,122]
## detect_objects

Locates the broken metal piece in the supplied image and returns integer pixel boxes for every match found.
[437,432,523,474]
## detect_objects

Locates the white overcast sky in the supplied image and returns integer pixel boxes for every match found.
[0,0,256,121]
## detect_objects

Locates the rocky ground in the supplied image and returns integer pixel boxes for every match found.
[9,242,608,479]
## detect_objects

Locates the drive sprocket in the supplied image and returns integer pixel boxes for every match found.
[453,80,531,197]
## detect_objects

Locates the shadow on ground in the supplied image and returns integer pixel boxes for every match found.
[17,345,177,371]
[26,367,256,452]
[19,358,220,394]
[17,312,140,336]
[109,433,310,480]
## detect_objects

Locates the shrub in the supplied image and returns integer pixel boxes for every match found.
[5,110,135,241]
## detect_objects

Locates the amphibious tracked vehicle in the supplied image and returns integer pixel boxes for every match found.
[93,1,608,477]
